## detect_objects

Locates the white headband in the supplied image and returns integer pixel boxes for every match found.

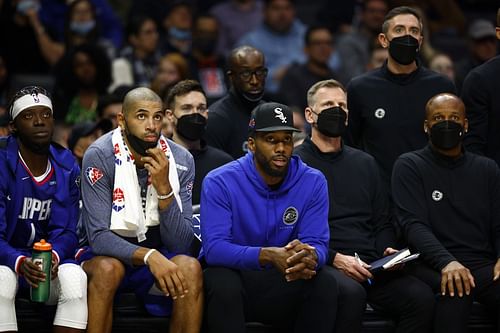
[10,93,53,120]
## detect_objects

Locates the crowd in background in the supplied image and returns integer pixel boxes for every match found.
[0,0,498,149]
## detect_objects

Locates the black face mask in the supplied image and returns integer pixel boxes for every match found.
[388,35,419,65]
[177,113,207,141]
[314,106,347,138]
[429,120,464,150]
[124,123,158,156]
[195,37,217,56]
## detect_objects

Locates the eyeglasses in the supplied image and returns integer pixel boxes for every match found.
[233,68,268,82]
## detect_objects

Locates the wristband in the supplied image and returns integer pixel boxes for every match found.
[157,190,174,200]
[143,249,157,265]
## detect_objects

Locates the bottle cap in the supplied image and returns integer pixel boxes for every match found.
[33,239,52,251]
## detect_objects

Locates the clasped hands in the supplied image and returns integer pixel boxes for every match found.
[262,239,318,282]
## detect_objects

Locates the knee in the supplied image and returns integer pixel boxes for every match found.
[338,278,367,305]
[405,282,436,313]
[176,255,203,293]
[314,267,340,299]
[57,264,87,302]
[203,267,242,301]
[85,257,125,294]
[0,266,17,301]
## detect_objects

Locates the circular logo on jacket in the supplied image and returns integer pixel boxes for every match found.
[431,190,443,201]
[283,207,299,225]
[374,108,385,119]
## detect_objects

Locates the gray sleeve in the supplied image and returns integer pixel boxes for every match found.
[159,143,195,254]
[81,144,139,265]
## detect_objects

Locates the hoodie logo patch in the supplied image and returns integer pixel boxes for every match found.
[432,190,443,201]
[374,108,385,119]
[283,207,299,225]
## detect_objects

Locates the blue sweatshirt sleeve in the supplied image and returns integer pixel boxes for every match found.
[200,175,262,270]
[0,169,25,271]
[159,147,194,254]
[48,160,80,261]
[297,174,330,268]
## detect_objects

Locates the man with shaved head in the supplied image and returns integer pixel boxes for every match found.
[205,45,267,158]
[78,87,203,333]
[392,93,500,332]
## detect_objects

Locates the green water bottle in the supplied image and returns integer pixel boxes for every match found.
[30,239,52,302]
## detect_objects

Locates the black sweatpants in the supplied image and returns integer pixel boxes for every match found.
[203,266,338,333]
[407,262,500,333]
[332,267,435,333]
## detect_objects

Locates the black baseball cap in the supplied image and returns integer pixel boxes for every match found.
[248,102,300,133]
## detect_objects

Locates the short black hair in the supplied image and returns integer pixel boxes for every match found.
[304,25,332,45]
[96,93,122,118]
[126,15,155,38]
[382,6,422,34]
[165,80,205,110]
[8,86,51,120]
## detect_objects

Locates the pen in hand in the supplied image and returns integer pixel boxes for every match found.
[355,252,372,285]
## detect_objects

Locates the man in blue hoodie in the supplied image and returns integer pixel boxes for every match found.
[201,102,338,333]
[0,86,87,332]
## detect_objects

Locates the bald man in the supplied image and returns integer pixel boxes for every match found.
[78,87,203,333]
[392,93,500,332]
[205,45,267,158]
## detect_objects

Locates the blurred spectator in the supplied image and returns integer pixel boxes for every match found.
[27,0,117,66]
[112,15,161,88]
[151,52,191,99]
[278,25,337,112]
[315,0,356,35]
[161,0,194,56]
[68,118,112,164]
[335,0,388,83]
[429,53,455,82]
[238,0,306,96]
[210,0,263,56]
[38,0,123,50]
[190,14,228,105]
[52,121,72,147]
[205,46,266,158]
[365,42,388,71]
[455,19,498,93]
[0,54,13,111]
[0,0,51,75]
[0,107,10,137]
[96,93,123,128]
[461,9,500,167]
[53,43,112,124]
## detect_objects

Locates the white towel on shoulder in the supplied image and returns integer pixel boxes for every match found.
[110,128,182,242]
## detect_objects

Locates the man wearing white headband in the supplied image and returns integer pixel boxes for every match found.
[0,86,88,332]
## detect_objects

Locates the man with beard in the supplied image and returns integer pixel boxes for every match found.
[346,6,455,201]
[205,45,267,159]
[392,93,500,332]
[201,102,338,333]
[165,80,232,205]
[78,87,203,333]
[294,79,434,333]
[0,86,88,332]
